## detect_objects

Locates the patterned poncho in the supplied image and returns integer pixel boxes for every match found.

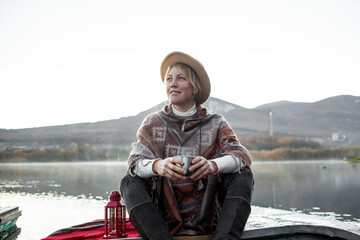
[128,105,251,235]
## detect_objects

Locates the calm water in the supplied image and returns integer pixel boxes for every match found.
[0,160,359,239]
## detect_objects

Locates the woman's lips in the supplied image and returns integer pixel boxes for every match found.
[169,90,181,95]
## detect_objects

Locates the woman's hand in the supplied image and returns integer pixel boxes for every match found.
[189,156,218,181]
[152,157,187,181]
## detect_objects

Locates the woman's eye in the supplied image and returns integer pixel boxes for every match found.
[166,77,172,82]
[179,76,186,81]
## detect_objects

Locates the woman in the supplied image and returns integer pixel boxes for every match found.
[120,52,254,240]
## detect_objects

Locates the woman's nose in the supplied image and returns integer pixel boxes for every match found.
[170,79,178,87]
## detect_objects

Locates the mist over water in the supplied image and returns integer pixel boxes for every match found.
[1,160,359,239]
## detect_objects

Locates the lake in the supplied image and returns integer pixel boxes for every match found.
[0,160,359,239]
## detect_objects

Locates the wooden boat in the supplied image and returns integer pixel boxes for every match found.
[0,206,21,240]
[113,225,360,240]
[43,206,360,240]
[44,220,360,240]
[241,224,360,240]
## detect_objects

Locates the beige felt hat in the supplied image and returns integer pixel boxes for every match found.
[160,51,211,104]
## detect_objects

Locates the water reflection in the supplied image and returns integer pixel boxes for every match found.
[251,160,360,222]
[3,191,358,240]
[0,191,107,239]
[1,160,359,223]
[0,162,123,200]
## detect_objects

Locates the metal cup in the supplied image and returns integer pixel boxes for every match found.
[175,156,195,176]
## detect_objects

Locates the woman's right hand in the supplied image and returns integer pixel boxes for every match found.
[152,157,187,181]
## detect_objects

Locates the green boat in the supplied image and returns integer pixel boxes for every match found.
[342,157,360,162]
[0,206,21,240]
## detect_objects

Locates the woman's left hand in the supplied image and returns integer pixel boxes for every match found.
[189,156,218,181]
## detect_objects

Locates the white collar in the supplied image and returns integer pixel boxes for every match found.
[172,103,197,118]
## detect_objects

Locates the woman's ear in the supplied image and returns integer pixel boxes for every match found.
[193,87,199,95]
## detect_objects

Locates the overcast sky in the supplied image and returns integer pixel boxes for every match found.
[1,0,359,129]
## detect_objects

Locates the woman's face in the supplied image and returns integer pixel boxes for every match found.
[165,66,197,112]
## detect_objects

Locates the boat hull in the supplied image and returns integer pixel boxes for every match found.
[113,224,360,240]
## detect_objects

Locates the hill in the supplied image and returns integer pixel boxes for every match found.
[254,95,360,141]
[0,95,359,150]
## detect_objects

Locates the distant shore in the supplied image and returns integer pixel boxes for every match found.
[1,146,359,163]
[250,147,360,161]
[1,136,359,163]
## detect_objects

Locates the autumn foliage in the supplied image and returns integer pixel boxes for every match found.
[240,136,360,160]
[0,144,131,162]
[0,137,359,162]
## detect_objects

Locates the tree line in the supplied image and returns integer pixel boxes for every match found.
[241,136,360,160]
[0,144,131,162]
[1,137,359,162]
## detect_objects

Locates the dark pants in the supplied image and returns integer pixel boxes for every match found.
[120,168,254,217]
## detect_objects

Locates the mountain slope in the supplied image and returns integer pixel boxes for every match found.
[0,95,359,149]
[255,95,360,136]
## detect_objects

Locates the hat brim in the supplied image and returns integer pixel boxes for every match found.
[160,51,211,105]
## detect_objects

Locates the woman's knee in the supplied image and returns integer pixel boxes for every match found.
[120,174,150,195]
[221,168,254,203]
[120,174,132,197]
[240,167,254,185]
[120,174,153,209]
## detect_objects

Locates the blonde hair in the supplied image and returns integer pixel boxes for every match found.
[165,63,202,105]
